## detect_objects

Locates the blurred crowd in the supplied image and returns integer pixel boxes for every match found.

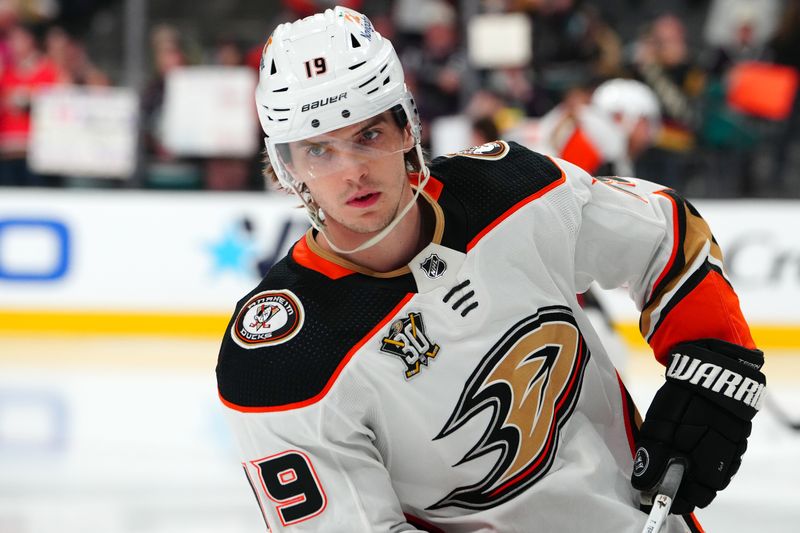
[0,0,799,197]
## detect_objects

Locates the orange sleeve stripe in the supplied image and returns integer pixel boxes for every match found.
[685,512,706,533]
[648,269,755,364]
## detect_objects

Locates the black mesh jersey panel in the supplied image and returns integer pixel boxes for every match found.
[216,142,565,409]
[430,142,563,249]
[216,255,413,409]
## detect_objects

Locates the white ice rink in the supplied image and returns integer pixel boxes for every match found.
[0,336,797,533]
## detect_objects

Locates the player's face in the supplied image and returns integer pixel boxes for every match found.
[285,112,414,235]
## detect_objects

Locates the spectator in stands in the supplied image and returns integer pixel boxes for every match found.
[465,88,528,139]
[768,0,800,196]
[523,1,624,93]
[140,24,202,189]
[400,0,466,145]
[0,23,58,186]
[45,26,109,86]
[0,1,16,76]
[631,14,704,192]
[591,77,662,176]
[203,37,260,191]
[213,37,245,67]
[470,115,500,146]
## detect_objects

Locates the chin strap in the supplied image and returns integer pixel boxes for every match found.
[305,143,431,256]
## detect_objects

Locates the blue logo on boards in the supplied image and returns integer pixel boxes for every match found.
[0,218,70,282]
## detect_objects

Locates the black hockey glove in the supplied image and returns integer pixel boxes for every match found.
[631,339,766,515]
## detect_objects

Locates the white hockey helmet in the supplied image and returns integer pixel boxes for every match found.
[257,6,421,186]
[592,79,661,139]
[256,6,427,254]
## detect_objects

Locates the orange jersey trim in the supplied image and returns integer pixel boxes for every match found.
[412,171,445,201]
[686,512,706,533]
[290,173,444,279]
[467,161,566,251]
[648,269,756,364]
[219,293,415,413]
[292,235,356,280]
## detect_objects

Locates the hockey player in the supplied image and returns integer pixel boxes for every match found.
[591,77,663,176]
[216,7,766,532]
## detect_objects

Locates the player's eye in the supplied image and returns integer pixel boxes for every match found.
[306,143,328,158]
[361,129,381,143]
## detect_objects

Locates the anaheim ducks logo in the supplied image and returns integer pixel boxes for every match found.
[430,306,590,510]
[231,290,304,349]
[446,140,509,160]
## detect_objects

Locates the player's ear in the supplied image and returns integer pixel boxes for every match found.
[402,122,414,152]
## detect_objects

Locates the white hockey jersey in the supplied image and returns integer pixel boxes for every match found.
[216,142,754,532]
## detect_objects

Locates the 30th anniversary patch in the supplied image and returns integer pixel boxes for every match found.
[231,290,304,349]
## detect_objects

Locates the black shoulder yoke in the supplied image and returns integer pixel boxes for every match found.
[216,255,409,410]
[429,141,564,245]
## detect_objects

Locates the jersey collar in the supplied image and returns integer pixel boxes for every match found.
[292,181,446,280]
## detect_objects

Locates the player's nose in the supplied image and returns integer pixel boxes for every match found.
[337,155,369,185]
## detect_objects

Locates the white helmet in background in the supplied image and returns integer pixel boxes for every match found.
[592,79,661,140]
[256,6,427,254]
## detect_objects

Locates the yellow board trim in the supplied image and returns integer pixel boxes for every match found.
[1,311,798,350]
[614,322,800,352]
[0,310,230,338]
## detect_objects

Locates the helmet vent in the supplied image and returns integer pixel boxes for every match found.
[350,34,361,48]
[349,61,366,70]
[358,75,377,89]
[366,87,379,95]
[273,87,288,93]
[383,77,390,85]
[379,64,388,73]
[270,59,277,75]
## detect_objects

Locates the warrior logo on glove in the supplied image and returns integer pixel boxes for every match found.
[632,339,766,514]
[666,351,765,411]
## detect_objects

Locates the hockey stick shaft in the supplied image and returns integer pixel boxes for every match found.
[640,460,685,533]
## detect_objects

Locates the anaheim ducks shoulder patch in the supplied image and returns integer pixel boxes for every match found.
[231,290,304,349]
[446,140,509,160]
